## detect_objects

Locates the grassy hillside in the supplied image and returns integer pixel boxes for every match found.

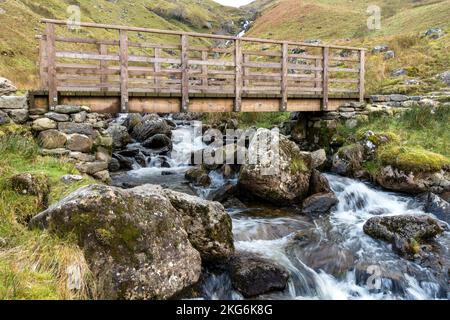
[0,0,245,88]
[246,0,450,94]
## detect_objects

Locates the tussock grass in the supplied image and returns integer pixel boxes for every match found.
[0,125,97,299]
[337,105,450,173]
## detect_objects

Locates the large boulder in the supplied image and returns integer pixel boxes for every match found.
[375,166,450,194]
[156,186,234,262]
[107,124,131,150]
[229,252,289,297]
[0,77,16,96]
[131,116,172,142]
[142,133,172,151]
[29,184,202,300]
[363,214,447,269]
[238,129,312,204]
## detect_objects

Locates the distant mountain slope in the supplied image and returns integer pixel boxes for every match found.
[245,0,450,41]
[245,0,450,94]
[0,0,245,88]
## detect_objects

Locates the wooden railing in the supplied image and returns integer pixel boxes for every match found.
[39,19,366,112]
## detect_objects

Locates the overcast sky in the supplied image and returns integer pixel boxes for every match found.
[213,0,255,7]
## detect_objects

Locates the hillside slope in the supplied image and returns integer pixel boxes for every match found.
[0,0,245,88]
[245,0,450,94]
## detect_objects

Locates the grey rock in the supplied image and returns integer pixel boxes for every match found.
[239,129,311,204]
[390,94,409,102]
[422,193,450,224]
[41,148,70,157]
[32,118,57,131]
[302,192,338,215]
[363,214,446,265]
[7,109,28,124]
[0,77,17,96]
[69,152,96,162]
[66,134,93,153]
[58,122,96,137]
[44,112,70,122]
[392,69,407,77]
[77,161,108,175]
[310,149,326,169]
[0,95,27,110]
[38,130,67,149]
[229,252,289,297]
[0,110,11,125]
[108,157,121,172]
[370,95,390,103]
[371,45,389,54]
[60,174,83,184]
[142,134,173,150]
[131,117,172,142]
[384,50,395,60]
[71,111,87,123]
[54,105,82,114]
[436,71,450,86]
[29,184,202,300]
[424,28,444,39]
[107,124,131,149]
[185,166,211,187]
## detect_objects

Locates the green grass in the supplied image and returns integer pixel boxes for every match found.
[245,0,450,95]
[0,124,97,300]
[336,105,450,173]
[0,0,245,88]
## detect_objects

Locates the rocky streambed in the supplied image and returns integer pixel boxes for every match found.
[28,112,450,300]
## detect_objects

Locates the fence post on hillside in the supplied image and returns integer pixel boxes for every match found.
[280,42,288,112]
[181,34,189,112]
[119,29,129,113]
[322,46,329,111]
[201,50,208,94]
[359,49,365,103]
[234,39,242,112]
[45,23,57,109]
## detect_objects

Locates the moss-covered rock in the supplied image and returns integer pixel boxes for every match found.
[332,143,365,176]
[29,184,202,300]
[378,145,450,173]
[10,172,50,211]
[238,129,311,204]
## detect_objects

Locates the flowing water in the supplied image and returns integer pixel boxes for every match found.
[111,119,450,300]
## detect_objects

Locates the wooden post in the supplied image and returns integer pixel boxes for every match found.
[119,30,129,112]
[181,34,189,112]
[154,47,161,92]
[201,50,208,93]
[234,39,242,112]
[280,42,288,111]
[45,23,57,109]
[39,36,48,90]
[243,54,249,95]
[315,57,321,89]
[99,44,108,92]
[322,47,329,110]
[359,50,365,103]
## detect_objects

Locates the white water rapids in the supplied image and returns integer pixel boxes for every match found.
[111,120,449,300]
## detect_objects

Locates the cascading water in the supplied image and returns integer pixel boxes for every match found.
[111,118,449,300]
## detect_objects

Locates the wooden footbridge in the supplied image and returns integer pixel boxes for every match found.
[32,19,366,113]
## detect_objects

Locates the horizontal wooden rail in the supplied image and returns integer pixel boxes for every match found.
[38,20,366,111]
